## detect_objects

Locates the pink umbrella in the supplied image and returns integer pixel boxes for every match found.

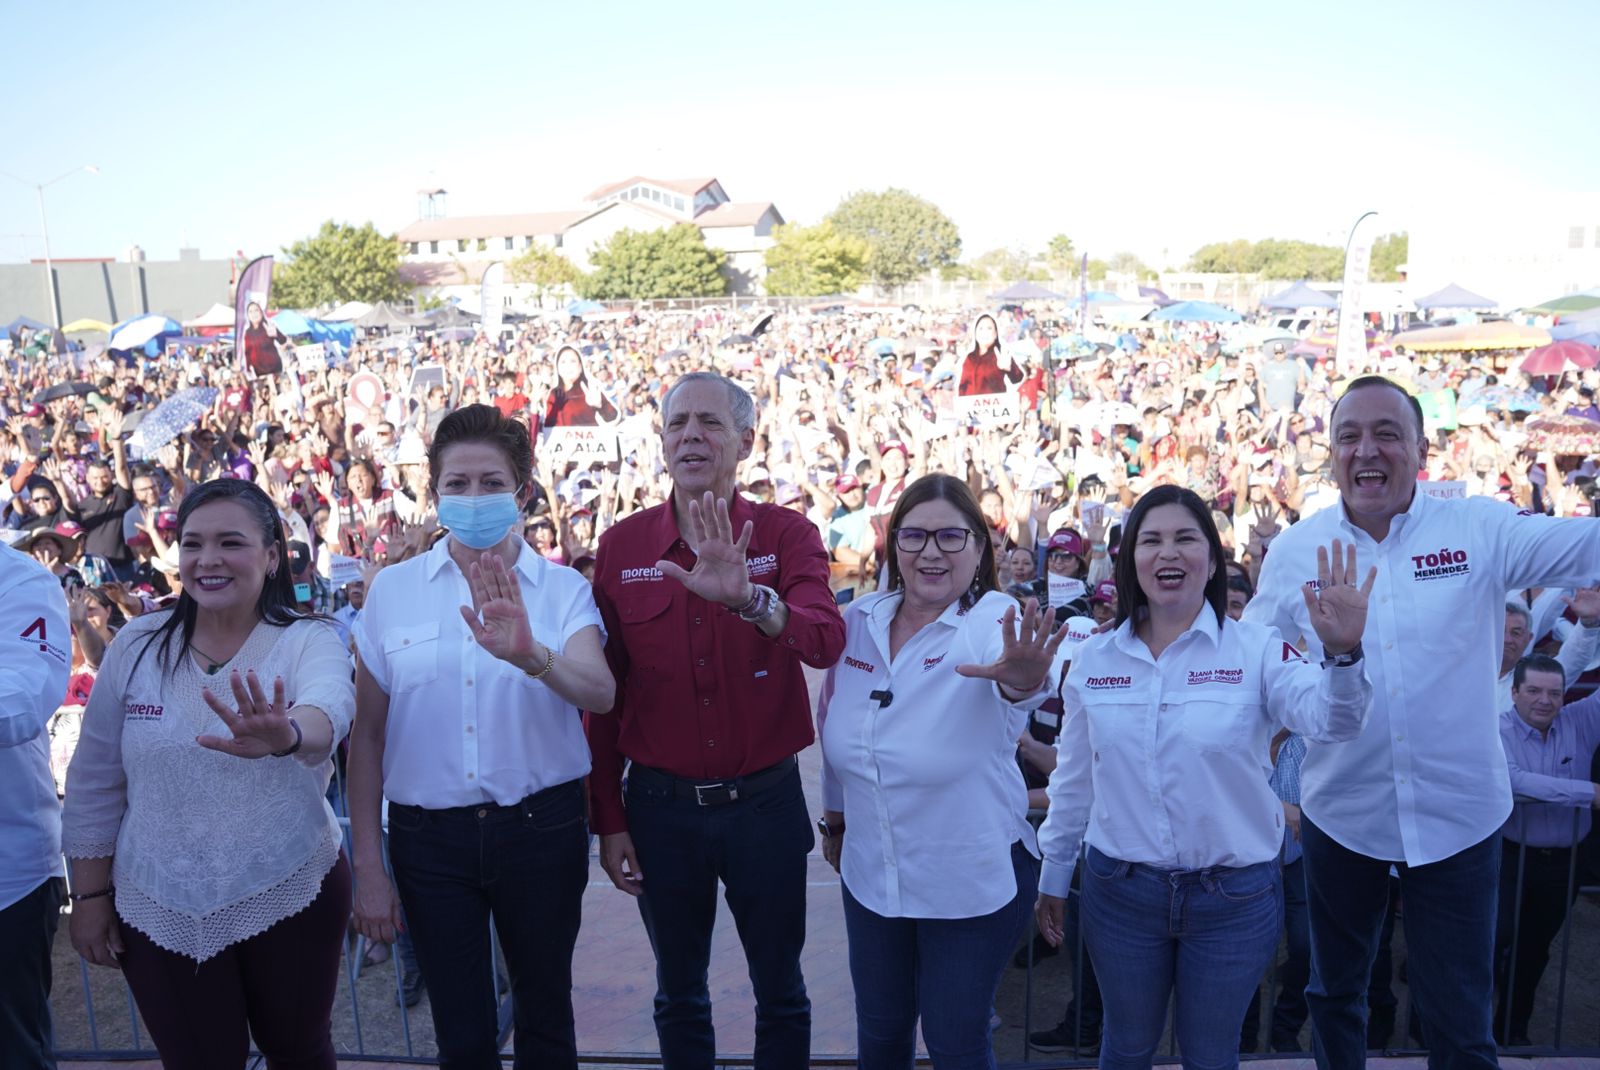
[1521,340,1600,376]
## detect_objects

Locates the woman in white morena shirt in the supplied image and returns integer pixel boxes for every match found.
[61,479,355,1070]
[1034,484,1374,1070]
[817,473,1066,1069]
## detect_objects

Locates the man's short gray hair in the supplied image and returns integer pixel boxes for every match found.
[1505,602,1532,631]
[662,372,755,435]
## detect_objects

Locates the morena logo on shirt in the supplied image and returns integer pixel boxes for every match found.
[844,655,876,673]
[1187,667,1244,685]
[1410,547,1470,582]
[745,553,778,577]
[619,566,664,585]
[1282,642,1307,663]
[1084,674,1133,690]
[126,702,164,721]
[922,653,945,672]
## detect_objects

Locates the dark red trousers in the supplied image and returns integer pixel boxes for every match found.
[119,854,351,1070]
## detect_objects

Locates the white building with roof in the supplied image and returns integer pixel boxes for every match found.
[395,176,784,298]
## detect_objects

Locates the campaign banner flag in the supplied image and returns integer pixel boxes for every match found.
[234,256,277,376]
[541,426,619,467]
[1335,213,1377,376]
[480,261,505,337]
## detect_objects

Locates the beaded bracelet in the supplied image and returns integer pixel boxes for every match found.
[270,718,303,758]
[69,885,114,903]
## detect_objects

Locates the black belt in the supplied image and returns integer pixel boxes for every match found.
[628,755,797,807]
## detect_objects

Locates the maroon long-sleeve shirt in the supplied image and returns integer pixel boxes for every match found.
[586,492,845,835]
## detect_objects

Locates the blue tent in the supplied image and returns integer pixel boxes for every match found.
[987,281,1065,301]
[566,299,605,316]
[5,315,51,335]
[1148,300,1242,323]
[1138,286,1175,307]
[270,310,314,335]
[1413,283,1496,310]
[1550,321,1600,347]
[1260,280,1338,310]
[1068,290,1122,306]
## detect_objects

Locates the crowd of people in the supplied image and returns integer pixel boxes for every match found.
[1,299,1598,1070]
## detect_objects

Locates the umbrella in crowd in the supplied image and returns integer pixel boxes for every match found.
[751,312,775,337]
[1390,321,1549,352]
[720,333,757,347]
[1550,320,1600,345]
[1525,290,1600,315]
[128,386,219,453]
[1148,300,1242,323]
[1521,340,1600,376]
[60,318,112,334]
[33,382,97,404]
[566,299,605,317]
[108,313,181,352]
[1522,412,1600,456]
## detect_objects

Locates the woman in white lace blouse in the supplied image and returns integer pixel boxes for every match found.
[61,479,355,1070]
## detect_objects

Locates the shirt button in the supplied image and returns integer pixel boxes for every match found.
[787,638,796,645]
[402,638,411,646]
[694,617,702,625]
[1385,642,1394,650]
[1398,777,1406,784]
[467,772,476,780]
[702,698,711,707]
[466,679,474,687]
[1395,734,1403,742]
[697,658,706,666]
[466,725,475,734]
[706,739,716,747]
[477,808,488,818]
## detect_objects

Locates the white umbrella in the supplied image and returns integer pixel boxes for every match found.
[128,387,219,453]
[109,313,180,351]
[183,302,235,329]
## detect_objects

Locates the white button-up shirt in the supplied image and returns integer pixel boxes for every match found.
[818,589,1046,920]
[1246,491,1600,865]
[1037,608,1370,897]
[354,538,604,808]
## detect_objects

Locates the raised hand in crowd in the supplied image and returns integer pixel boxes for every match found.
[954,598,1069,699]
[654,491,754,606]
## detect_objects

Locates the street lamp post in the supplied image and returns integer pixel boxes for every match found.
[0,165,99,329]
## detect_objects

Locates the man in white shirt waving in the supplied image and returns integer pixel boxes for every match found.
[1246,376,1600,1070]
[0,542,71,1070]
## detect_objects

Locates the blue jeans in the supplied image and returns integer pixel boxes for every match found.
[1081,846,1282,1070]
[1241,854,1312,1051]
[626,760,813,1070]
[387,779,588,1070]
[1300,814,1500,1070]
[841,841,1037,1069]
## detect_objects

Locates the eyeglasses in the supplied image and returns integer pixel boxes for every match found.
[894,527,972,553]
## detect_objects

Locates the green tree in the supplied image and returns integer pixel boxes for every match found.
[1370,232,1409,282]
[271,221,408,307]
[577,224,727,300]
[507,242,583,301]
[1085,258,1109,282]
[826,188,961,289]
[972,246,1036,283]
[1045,234,1076,274]
[1186,237,1345,280]
[762,221,868,296]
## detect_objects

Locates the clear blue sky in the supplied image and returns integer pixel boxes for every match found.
[4,0,1596,269]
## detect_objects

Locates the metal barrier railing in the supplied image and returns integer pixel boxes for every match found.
[51,759,1600,1065]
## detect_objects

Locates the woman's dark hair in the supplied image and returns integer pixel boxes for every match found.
[345,457,380,494]
[427,404,534,494]
[965,314,1000,359]
[548,345,595,416]
[883,473,997,612]
[1111,484,1228,629]
[132,479,308,676]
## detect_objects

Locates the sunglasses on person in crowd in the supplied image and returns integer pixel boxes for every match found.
[893,527,972,553]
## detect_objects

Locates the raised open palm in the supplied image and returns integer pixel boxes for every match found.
[656,492,754,606]
[460,552,537,664]
[1300,539,1376,655]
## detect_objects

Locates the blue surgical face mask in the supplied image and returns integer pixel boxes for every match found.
[438,491,521,550]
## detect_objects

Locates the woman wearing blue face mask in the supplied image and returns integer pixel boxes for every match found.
[346,404,616,1069]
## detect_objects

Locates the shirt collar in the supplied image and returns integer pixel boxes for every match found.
[1504,706,1553,742]
[423,533,544,588]
[649,488,759,556]
[1111,601,1222,660]
[1336,483,1425,541]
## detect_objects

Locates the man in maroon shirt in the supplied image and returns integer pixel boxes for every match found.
[588,371,844,1069]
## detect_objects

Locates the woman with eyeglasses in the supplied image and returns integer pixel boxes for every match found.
[816,473,1067,1068]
